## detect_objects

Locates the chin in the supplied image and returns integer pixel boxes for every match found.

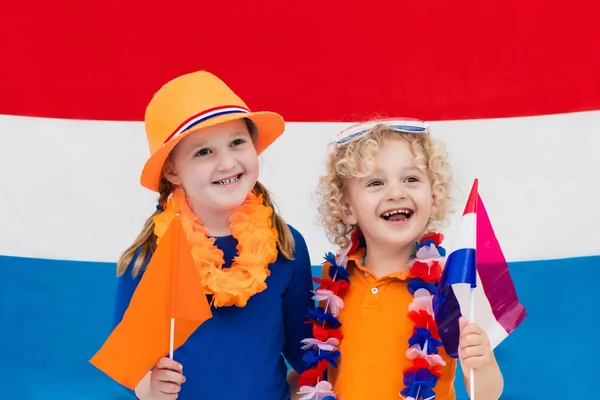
[215,196,248,211]
[378,225,423,246]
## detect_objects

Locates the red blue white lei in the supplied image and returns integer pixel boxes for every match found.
[297,231,448,400]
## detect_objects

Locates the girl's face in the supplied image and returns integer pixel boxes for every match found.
[165,119,259,217]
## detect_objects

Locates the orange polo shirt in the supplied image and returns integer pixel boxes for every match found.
[325,248,457,400]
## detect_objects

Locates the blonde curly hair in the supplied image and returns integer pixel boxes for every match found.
[316,122,454,249]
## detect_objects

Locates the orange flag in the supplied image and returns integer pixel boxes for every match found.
[90,215,212,390]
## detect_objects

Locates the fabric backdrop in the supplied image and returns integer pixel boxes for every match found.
[1,1,599,398]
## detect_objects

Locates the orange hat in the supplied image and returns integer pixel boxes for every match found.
[140,70,285,191]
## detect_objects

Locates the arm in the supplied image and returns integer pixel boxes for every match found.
[113,252,143,328]
[114,250,185,400]
[281,228,315,393]
[463,369,503,400]
[287,370,301,400]
[458,317,504,400]
[112,250,144,398]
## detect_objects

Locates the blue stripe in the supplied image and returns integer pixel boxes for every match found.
[438,247,477,287]
[181,109,248,134]
[389,124,426,132]
[432,248,477,358]
[432,284,462,358]
[2,254,600,399]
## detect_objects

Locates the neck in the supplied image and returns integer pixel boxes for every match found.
[362,238,416,278]
[190,203,233,237]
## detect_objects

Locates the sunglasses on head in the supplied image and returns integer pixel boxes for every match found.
[335,118,428,146]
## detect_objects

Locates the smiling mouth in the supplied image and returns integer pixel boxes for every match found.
[213,174,242,185]
[380,208,413,222]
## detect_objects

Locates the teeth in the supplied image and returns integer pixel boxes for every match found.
[382,209,412,217]
[217,175,239,185]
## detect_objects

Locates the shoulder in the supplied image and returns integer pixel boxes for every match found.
[286,224,309,260]
[118,246,153,281]
[287,224,308,250]
[280,224,311,272]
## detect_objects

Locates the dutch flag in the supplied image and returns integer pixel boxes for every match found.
[433,179,527,359]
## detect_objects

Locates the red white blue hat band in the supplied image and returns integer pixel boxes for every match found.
[163,105,250,144]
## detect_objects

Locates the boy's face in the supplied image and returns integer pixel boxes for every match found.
[343,138,435,252]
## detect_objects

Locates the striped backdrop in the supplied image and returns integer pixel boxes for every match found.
[2,1,599,399]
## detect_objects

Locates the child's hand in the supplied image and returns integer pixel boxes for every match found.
[139,357,186,399]
[458,316,504,400]
[458,316,497,372]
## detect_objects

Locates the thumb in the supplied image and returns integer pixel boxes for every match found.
[458,315,469,332]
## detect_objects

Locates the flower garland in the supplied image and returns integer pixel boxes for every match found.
[153,188,279,308]
[297,231,447,400]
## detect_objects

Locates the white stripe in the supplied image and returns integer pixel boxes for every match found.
[449,212,476,252]
[336,119,427,145]
[1,111,600,263]
[170,107,249,140]
[451,272,509,349]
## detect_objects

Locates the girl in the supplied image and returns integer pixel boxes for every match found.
[295,119,504,400]
[113,71,314,399]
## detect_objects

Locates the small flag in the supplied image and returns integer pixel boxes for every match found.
[433,179,526,358]
[90,215,212,389]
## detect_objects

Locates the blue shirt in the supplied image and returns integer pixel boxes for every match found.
[113,225,314,399]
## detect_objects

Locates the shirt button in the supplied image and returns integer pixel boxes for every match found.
[371,287,378,294]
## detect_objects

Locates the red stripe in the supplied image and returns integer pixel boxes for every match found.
[1,0,599,122]
[463,179,479,215]
[164,105,249,143]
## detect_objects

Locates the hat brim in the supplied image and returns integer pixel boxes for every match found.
[140,111,285,192]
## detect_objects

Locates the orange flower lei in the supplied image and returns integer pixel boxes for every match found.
[153,188,279,308]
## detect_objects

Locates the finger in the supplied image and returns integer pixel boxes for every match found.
[460,322,484,337]
[157,381,182,395]
[156,392,178,400]
[460,345,486,361]
[462,356,482,370]
[155,369,186,384]
[462,353,492,370]
[156,357,183,373]
[460,332,484,348]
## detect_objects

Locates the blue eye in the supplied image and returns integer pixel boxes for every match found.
[405,177,420,183]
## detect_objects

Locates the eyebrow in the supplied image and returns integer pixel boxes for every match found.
[184,131,250,149]
[370,166,424,174]
[404,166,425,173]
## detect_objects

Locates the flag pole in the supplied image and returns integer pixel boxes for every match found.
[470,179,477,400]
[469,287,475,400]
[170,214,180,360]
[170,318,175,359]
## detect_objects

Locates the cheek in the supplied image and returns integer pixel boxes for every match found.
[243,152,259,174]
[179,162,212,186]
[353,194,379,217]
[419,193,435,214]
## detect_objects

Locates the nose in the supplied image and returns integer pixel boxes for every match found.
[216,149,236,172]
[386,181,407,201]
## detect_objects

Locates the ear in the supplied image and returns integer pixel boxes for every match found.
[163,161,182,186]
[341,203,358,225]
[430,196,438,217]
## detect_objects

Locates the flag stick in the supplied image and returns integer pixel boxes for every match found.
[170,215,181,360]
[170,318,175,359]
[469,287,475,400]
